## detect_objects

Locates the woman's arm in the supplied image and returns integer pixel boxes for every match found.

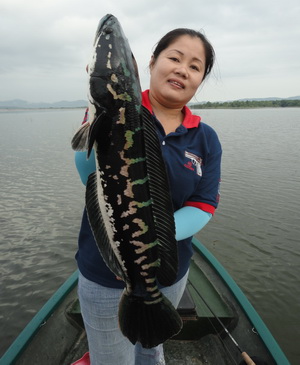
[174,206,212,241]
[74,150,96,185]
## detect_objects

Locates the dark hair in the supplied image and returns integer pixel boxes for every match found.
[152,28,215,81]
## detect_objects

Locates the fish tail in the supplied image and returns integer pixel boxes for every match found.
[71,122,90,151]
[118,291,182,348]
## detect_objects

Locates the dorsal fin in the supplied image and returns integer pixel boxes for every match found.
[142,106,178,286]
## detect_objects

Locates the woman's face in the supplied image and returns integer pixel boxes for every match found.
[149,35,206,108]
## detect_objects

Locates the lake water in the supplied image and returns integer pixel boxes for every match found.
[0,108,299,364]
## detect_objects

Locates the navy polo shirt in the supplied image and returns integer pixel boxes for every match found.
[76,90,222,288]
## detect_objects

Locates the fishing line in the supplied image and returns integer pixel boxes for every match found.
[187,281,240,364]
[188,280,244,353]
[188,281,258,364]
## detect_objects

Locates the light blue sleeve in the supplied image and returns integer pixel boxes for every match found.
[174,206,212,241]
[74,150,96,185]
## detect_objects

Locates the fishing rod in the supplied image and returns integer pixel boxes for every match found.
[188,281,256,365]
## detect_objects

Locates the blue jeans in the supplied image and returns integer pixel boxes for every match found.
[78,271,188,365]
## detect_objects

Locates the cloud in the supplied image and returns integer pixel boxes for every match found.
[0,0,299,102]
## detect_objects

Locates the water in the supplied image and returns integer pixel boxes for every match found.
[0,108,299,364]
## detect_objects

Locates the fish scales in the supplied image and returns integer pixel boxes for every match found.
[72,14,182,348]
[97,104,160,291]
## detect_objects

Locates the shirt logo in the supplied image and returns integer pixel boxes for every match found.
[184,151,202,176]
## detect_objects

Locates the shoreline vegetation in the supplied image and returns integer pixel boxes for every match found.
[0,99,300,111]
[190,99,300,109]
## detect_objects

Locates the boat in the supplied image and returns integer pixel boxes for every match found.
[0,238,290,365]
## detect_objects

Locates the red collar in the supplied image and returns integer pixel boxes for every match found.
[142,90,201,129]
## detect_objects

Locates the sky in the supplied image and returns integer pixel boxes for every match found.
[0,0,299,103]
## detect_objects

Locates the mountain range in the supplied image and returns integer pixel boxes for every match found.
[0,99,88,109]
[0,96,299,109]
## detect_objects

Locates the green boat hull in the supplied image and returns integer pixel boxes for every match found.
[1,238,290,365]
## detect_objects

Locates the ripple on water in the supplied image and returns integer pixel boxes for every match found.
[1,108,300,363]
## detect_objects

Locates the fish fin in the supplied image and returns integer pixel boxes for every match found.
[86,171,126,280]
[87,109,109,157]
[119,292,182,348]
[71,122,90,151]
[142,106,178,286]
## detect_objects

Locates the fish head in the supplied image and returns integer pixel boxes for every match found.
[88,14,142,115]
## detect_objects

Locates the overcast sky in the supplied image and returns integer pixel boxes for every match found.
[1,0,299,102]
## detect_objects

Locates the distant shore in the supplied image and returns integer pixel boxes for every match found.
[0,99,88,110]
[0,107,87,112]
[1,99,300,110]
[190,99,300,109]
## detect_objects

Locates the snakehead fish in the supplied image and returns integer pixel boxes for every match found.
[71,14,182,348]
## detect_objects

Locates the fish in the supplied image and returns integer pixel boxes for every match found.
[71,14,182,348]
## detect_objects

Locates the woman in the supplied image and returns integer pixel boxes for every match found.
[73,28,222,365]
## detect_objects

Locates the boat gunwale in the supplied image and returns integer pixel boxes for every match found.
[1,238,290,365]
[192,237,290,365]
[1,271,79,365]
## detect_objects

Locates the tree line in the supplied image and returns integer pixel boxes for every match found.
[190,99,300,109]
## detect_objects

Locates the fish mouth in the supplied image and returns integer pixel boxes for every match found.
[168,79,185,89]
[99,14,115,29]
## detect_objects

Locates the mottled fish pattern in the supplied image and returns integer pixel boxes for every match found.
[71,14,182,348]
